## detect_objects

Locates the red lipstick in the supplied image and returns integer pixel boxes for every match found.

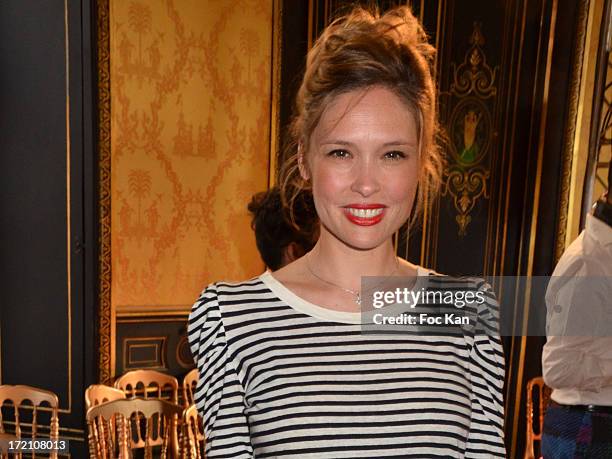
[342,204,386,226]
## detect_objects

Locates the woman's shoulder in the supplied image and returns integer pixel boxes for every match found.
[199,274,270,293]
[189,273,280,320]
[420,268,494,290]
[187,274,274,346]
[417,269,500,324]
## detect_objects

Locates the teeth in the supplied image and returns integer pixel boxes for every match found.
[347,208,383,218]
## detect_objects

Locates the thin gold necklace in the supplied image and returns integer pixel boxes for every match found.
[305,253,401,305]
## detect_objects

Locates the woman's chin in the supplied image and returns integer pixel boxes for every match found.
[334,232,391,251]
[319,220,401,251]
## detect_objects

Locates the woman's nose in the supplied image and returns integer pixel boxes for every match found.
[350,161,381,197]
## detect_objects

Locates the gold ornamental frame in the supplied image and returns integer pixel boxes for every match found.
[555,0,590,264]
[97,0,113,385]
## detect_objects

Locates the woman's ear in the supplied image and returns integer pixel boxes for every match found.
[297,143,310,181]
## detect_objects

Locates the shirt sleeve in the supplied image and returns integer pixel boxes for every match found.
[188,284,254,458]
[465,280,506,458]
[542,261,612,392]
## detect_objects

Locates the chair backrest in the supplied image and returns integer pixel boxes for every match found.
[85,384,128,456]
[85,385,126,410]
[0,385,59,459]
[181,370,199,408]
[182,404,205,459]
[86,398,183,459]
[114,370,179,404]
[524,376,552,459]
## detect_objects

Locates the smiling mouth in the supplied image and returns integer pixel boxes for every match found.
[343,206,386,226]
[346,208,384,218]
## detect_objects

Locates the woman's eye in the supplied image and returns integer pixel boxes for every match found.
[384,150,406,160]
[327,149,350,159]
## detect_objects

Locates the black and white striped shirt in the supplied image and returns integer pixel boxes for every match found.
[188,268,506,458]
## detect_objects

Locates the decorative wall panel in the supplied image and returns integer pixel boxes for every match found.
[123,337,167,370]
[110,0,273,312]
[116,318,191,377]
[99,0,278,382]
[440,22,496,237]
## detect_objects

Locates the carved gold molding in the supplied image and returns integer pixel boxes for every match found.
[449,23,497,100]
[269,0,283,186]
[442,167,491,236]
[555,0,590,264]
[97,0,113,385]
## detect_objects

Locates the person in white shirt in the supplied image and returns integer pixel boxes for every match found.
[542,182,612,458]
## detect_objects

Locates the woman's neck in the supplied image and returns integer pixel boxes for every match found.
[306,232,399,292]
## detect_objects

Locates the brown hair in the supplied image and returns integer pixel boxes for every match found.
[279,5,445,228]
[248,187,318,270]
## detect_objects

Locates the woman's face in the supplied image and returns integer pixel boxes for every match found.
[302,86,420,251]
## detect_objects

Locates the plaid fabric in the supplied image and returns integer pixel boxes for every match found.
[541,405,612,458]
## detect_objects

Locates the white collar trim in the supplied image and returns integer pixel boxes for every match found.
[259,266,432,324]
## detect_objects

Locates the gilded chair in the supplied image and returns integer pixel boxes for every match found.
[0,385,59,459]
[114,370,179,404]
[85,384,128,454]
[524,376,552,459]
[181,370,199,408]
[181,404,205,459]
[85,384,126,410]
[86,398,183,459]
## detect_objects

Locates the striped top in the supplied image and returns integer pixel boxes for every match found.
[188,268,506,458]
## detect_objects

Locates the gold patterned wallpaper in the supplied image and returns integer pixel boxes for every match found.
[110,0,272,311]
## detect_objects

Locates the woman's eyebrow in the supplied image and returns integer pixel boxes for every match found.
[319,140,417,147]
[382,141,418,147]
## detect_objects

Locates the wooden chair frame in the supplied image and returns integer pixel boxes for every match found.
[85,385,126,410]
[181,370,198,408]
[181,404,205,459]
[85,384,128,456]
[0,385,59,459]
[86,398,182,459]
[524,376,552,459]
[114,370,179,404]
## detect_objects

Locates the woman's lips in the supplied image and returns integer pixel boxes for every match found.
[342,206,386,226]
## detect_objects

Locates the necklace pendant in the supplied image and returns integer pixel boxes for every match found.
[355,293,361,305]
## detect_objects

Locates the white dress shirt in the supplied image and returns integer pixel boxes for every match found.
[542,213,612,406]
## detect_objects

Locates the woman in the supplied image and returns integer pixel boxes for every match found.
[189,6,505,458]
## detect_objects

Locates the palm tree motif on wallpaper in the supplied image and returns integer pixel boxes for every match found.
[173,110,217,158]
[441,22,497,237]
[239,28,258,84]
[118,169,160,244]
[118,1,161,86]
